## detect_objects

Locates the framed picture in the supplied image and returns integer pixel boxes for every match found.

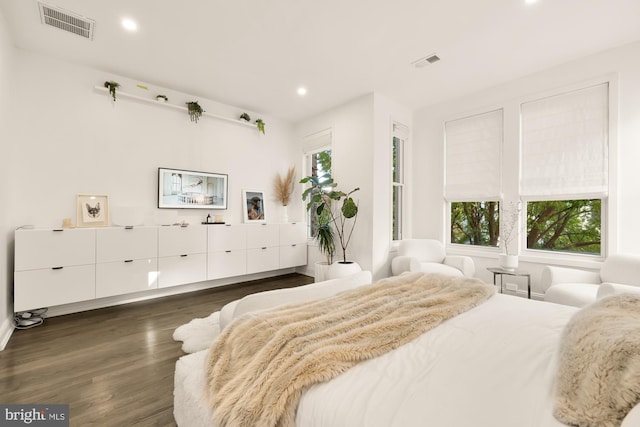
[76,194,109,227]
[158,167,228,210]
[242,189,266,223]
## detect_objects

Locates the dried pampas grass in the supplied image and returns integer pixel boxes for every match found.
[274,166,296,206]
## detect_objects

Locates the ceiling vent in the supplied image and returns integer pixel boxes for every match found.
[38,2,95,40]
[411,53,441,68]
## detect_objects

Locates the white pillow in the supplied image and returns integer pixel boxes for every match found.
[596,282,640,300]
[219,271,373,331]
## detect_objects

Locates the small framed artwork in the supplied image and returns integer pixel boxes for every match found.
[76,194,110,227]
[158,167,228,210]
[242,190,266,223]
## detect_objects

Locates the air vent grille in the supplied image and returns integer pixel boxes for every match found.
[38,2,95,40]
[411,53,441,68]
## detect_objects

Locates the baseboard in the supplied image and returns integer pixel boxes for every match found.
[0,316,14,351]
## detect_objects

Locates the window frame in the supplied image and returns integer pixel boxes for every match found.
[443,75,616,268]
[302,129,333,241]
[392,124,407,242]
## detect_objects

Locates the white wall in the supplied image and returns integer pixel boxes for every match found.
[1,50,302,333]
[8,50,302,228]
[412,40,640,294]
[296,93,412,280]
[0,9,16,347]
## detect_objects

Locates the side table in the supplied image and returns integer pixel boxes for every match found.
[487,267,531,299]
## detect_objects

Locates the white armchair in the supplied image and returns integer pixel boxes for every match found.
[542,254,640,307]
[391,239,475,277]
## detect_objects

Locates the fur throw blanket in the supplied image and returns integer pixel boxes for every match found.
[553,294,640,427]
[206,272,495,427]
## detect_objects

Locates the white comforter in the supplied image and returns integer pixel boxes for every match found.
[174,294,639,426]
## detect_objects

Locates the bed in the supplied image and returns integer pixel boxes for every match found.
[173,272,640,427]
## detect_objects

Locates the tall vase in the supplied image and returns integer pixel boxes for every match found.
[282,205,289,223]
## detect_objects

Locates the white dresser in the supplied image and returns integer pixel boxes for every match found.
[14,223,307,313]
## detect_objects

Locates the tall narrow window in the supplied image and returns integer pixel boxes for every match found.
[302,129,332,238]
[392,123,408,241]
[521,83,608,256]
[445,109,503,248]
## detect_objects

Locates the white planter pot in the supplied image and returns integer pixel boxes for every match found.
[326,261,362,280]
[499,254,518,271]
[314,261,331,282]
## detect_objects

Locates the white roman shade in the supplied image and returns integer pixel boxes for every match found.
[521,83,609,197]
[445,109,503,200]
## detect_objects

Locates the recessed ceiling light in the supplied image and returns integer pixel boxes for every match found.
[525,0,539,4]
[122,18,137,31]
[297,87,307,96]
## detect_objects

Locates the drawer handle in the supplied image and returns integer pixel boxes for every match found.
[225,224,231,227]
[180,254,188,257]
[225,250,232,253]
[52,229,64,232]
[291,244,297,247]
[261,223,267,226]
[51,266,63,270]
[124,226,134,230]
[124,259,134,263]
[261,247,267,250]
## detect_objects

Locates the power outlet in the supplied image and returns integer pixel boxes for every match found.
[505,282,518,292]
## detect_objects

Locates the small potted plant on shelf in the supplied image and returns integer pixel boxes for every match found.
[186,101,204,123]
[104,81,120,102]
[155,94,169,102]
[255,118,266,134]
[239,112,251,122]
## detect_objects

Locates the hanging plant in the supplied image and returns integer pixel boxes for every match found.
[155,94,169,102]
[239,112,251,122]
[186,101,204,123]
[255,118,266,135]
[104,81,120,102]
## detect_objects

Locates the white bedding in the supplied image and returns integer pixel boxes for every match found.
[174,294,639,426]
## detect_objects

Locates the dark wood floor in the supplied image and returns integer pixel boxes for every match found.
[0,273,313,426]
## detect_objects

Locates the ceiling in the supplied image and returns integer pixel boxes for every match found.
[1,0,640,122]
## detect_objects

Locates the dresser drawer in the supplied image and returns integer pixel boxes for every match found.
[208,251,246,280]
[14,264,96,311]
[97,227,157,263]
[247,246,279,274]
[158,226,207,257]
[15,229,95,271]
[96,258,158,298]
[279,243,307,268]
[158,254,207,288]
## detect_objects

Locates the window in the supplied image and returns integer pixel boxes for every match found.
[392,123,408,241]
[521,83,608,256]
[526,199,601,254]
[302,129,333,239]
[307,149,332,237]
[451,201,499,247]
[445,109,503,249]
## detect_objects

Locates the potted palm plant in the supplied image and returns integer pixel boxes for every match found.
[301,152,360,279]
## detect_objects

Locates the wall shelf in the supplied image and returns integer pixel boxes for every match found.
[93,86,257,129]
